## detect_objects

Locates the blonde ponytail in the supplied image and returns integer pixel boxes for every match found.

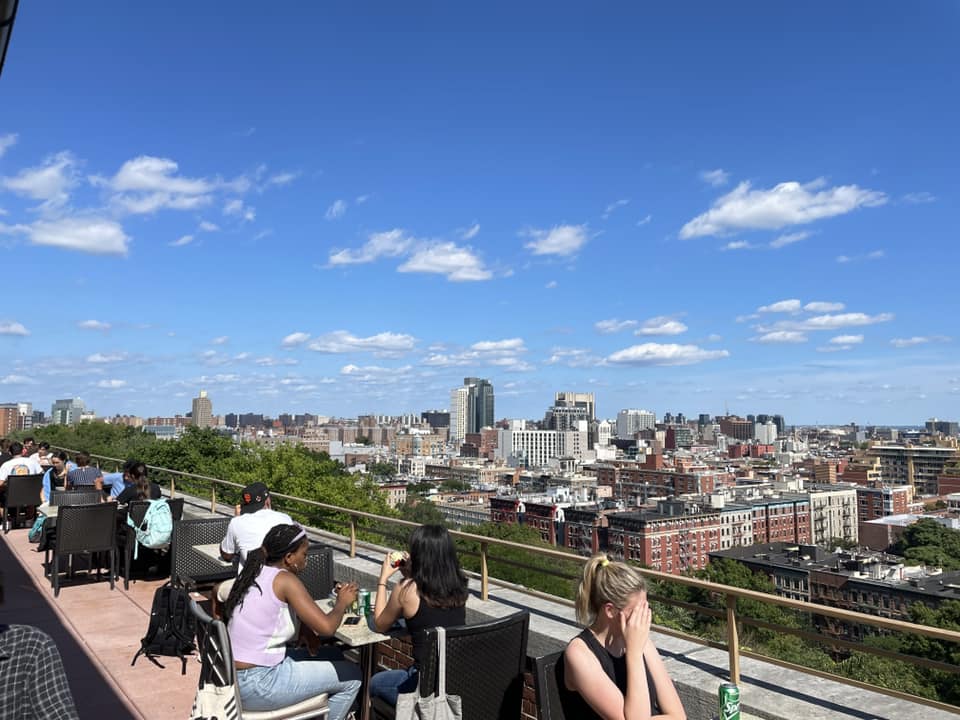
[574,553,646,626]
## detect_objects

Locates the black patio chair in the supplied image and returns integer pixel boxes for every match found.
[300,544,334,600]
[372,611,530,720]
[3,472,42,532]
[533,651,566,720]
[48,503,118,597]
[118,497,185,590]
[170,516,233,587]
[188,598,330,719]
[50,489,103,506]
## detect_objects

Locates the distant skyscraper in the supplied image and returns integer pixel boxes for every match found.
[192,390,213,428]
[449,386,470,443]
[450,378,494,443]
[616,409,655,438]
[553,392,596,421]
[51,398,85,426]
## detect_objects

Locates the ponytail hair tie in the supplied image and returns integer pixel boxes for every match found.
[599,557,610,568]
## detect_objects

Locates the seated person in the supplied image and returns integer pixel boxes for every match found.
[223,523,361,720]
[0,441,44,511]
[370,524,469,706]
[65,451,103,492]
[109,461,161,504]
[41,452,75,504]
[29,441,52,467]
[562,555,685,720]
[220,482,292,572]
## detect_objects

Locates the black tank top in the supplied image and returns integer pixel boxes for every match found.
[406,595,466,668]
[560,629,660,718]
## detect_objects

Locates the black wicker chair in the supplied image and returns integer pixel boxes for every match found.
[188,599,330,719]
[372,611,530,720]
[3,472,42,532]
[48,503,118,597]
[118,498,185,590]
[50,490,104,506]
[170,516,234,586]
[533,651,566,720]
[300,545,334,600]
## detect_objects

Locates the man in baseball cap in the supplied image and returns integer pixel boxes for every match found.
[219,481,293,572]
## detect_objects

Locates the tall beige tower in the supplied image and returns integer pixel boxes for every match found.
[192,390,213,428]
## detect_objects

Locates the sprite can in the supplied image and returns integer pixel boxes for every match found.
[719,682,740,720]
[358,589,371,616]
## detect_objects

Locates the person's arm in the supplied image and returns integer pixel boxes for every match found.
[220,521,237,561]
[373,551,412,632]
[93,469,103,492]
[564,639,637,720]
[275,571,357,637]
[643,641,686,720]
[41,469,51,504]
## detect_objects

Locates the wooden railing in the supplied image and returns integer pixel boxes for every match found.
[67,448,960,713]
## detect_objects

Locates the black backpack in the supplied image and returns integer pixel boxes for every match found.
[131,578,197,674]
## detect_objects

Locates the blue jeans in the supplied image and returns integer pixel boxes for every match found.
[369,665,419,707]
[236,648,361,720]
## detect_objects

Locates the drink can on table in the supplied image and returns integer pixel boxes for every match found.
[359,589,371,616]
[719,682,740,720]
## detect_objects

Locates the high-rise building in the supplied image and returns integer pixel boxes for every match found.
[718,415,753,442]
[450,378,494,442]
[553,392,596,421]
[0,404,19,436]
[421,410,451,430]
[449,387,470,443]
[616,409,655,438]
[51,398,85,425]
[192,390,213,428]
[867,445,958,495]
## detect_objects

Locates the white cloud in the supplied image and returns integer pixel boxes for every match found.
[804,301,845,312]
[890,336,950,348]
[0,133,17,158]
[523,224,590,256]
[328,229,412,266]
[96,379,127,389]
[28,217,129,255]
[211,336,229,345]
[254,356,298,367]
[198,220,220,232]
[267,172,299,187]
[545,280,558,289]
[325,199,347,220]
[637,316,687,336]
[607,343,729,366]
[722,241,752,251]
[769,230,810,249]
[829,335,864,345]
[170,234,194,247]
[355,194,371,205]
[758,299,802,314]
[340,364,412,383]
[460,223,480,240]
[471,338,525,353]
[800,312,893,330]
[398,242,492,281]
[223,198,255,222]
[96,155,219,215]
[0,321,29,336]
[87,352,126,363]
[699,169,730,187]
[422,337,527,368]
[0,374,33,384]
[307,330,417,354]
[902,191,936,204]
[752,331,808,344]
[78,319,111,331]
[595,319,638,334]
[867,249,885,259]
[1,151,77,208]
[636,214,652,226]
[545,348,603,368]
[281,332,311,347]
[680,179,887,239]
[602,198,630,219]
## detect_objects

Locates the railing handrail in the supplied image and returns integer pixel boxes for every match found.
[59,446,960,713]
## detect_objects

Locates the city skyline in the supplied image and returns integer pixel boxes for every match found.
[1,3,958,424]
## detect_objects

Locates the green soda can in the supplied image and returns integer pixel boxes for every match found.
[359,589,371,616]
[719,682,740,720]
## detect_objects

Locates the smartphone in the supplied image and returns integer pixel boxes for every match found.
[344,616,361,625]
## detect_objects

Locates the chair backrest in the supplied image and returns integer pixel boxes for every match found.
[533,651,566,720]
[417,611,530,720]
[170,517,233,585]
[51,490,104,507]
[300,545,334,600]
[55,504,118,554]
[5,473,43,507]
[189,598,236,688]
[166,497,184,521]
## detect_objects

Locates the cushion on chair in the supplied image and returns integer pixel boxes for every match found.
[239,692,329,720]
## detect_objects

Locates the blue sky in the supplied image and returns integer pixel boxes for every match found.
[0,2,958,424]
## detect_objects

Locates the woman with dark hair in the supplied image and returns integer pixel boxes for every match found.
[369,524,469,706]
[41,452,73,504]
[223,523,362,720]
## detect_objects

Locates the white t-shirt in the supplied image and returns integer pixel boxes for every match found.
[0,456,44,482]
[220,507,294,573]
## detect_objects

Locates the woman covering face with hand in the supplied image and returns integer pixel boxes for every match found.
[562,554,686,720]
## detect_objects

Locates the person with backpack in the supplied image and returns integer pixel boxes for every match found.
[110,461,161,504]
[223,523,362,720]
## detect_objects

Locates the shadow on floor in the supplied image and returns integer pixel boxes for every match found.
[0,538,137,718]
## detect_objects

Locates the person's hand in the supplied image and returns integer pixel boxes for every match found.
[620,597,651,656]
[335,581,359,609]
[381,551,402,581]
[234,504,242,516]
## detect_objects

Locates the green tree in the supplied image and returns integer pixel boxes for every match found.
[367,461,397,479]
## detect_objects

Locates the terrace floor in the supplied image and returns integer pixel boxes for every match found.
[0,525,199,720]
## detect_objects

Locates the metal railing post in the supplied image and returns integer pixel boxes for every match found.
[350,515,357,558]
[170,474,176,498]
[726,594,740,685]
[210,484,217,513]
[481,542,489,601]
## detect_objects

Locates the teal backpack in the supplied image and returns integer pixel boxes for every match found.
[127,499,173,559]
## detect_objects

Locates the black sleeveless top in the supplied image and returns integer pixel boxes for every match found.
[560,629,660,718]
[406,596,466,668]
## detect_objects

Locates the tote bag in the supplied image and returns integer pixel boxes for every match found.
[189,681,239,720]
[395,626,463,720]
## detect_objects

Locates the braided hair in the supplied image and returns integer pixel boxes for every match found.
[222,523,307,624]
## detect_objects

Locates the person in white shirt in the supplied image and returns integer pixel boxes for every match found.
[0,442,43,483]
[220,482,293,573]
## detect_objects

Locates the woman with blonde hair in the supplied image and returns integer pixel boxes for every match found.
[563,554,685,720]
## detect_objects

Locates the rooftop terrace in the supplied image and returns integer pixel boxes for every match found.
[2,454,959,719]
